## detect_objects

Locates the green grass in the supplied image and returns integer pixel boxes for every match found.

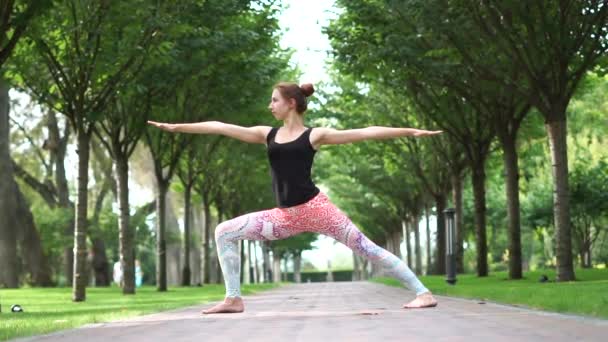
[0,283,278,341]
[372,268,608,319]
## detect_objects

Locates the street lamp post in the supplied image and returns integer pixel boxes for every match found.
[444,208,457,285]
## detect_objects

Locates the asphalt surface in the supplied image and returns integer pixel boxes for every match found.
[15,281,608,342]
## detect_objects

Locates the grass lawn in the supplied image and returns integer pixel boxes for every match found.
[0,283,278,341]
[372,268,608,319]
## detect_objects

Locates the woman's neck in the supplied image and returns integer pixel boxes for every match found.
[282,113,305,131]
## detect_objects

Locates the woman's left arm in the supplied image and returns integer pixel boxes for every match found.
[315,126,442,147]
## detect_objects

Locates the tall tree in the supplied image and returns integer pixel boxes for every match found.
[0,0,52,289]
[144,0,287,290]
[327,1,497,275]
[175,136,221,285]
[459,0,608,281]
[11,0,161,300]
[95,89,155,294]
[0,80,18,287]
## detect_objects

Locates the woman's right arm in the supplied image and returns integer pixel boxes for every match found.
[147,120,271,145]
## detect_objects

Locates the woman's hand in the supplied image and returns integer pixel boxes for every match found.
[412,130,443,137]
[147,120,178,132]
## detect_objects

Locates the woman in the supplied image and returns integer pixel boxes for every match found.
[147,82,442,314]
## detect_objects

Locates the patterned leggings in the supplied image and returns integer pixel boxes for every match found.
[214,191,429,297]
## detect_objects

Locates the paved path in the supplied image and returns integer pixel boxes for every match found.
[17,282,607,342]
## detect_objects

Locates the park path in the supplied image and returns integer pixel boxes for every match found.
[16,281,607,342]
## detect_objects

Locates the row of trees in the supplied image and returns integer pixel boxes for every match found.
[320,0,608,279]
[1,0,320,300]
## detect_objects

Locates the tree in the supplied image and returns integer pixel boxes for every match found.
[10,0,161,300]
[95,89,155,294]
[458,0,608,281]
[326,0,499,276]
[175,135,221,285]
[570,160,608,267]
[0,0,52,66]
[0,0,52,289]
[270,233,316,283]
[0,81,18,287]
[144,0,288,290]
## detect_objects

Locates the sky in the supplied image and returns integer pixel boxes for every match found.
[277,0,338,85]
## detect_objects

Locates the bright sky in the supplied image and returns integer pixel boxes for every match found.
[277,0,338,85]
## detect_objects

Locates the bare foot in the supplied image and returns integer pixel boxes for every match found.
[202,296,244,314]
[403,291,438,309]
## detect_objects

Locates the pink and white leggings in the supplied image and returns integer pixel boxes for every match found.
[214,191,429,297]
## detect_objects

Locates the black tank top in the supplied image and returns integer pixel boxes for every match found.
[266,127,320,208]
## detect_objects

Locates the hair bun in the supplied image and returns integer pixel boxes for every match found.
[300,83,315,97]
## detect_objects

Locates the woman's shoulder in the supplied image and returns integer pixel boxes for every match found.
[309,126,331,137]
[309,127,331,150]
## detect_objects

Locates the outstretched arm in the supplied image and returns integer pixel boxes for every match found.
[147,120,271,144]
[316,126,442,146]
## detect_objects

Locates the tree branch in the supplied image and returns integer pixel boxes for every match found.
[11,157,57,207]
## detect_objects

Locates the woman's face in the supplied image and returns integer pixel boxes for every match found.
[268,89,294,120]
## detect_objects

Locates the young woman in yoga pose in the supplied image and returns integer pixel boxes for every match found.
[147,82,441,314]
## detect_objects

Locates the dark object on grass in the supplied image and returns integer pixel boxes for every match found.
[11,304,23,313]
[539,274,549,283]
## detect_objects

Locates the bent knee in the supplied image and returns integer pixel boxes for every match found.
[214,221,232,240]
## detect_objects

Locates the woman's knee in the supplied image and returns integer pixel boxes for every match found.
[346,234,382,261]
[214,221,232,241]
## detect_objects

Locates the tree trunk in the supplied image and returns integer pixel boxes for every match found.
[452,173,465,273]
[247,240,254,283]
[272,253,282,283]
[90,176,111,287]
[181,184,192,286]
[262,241,271,282]
[352,254,360,280]
[434,194,447,275]
[116,153,135,294]
[91,237,110,286]
[0,80,18,288]
[47,109,75,286]
[361,258,369,280]
[425,205,432,275]
[471,164,488,277]
[216,211,224,284]
[501,134,523,279]
[253,241,260,283]
[63,238,74,286]
[241,240,246,283]
[385,232,393,255]
[73,127,91,301]
[413,215,422,275]
[15,182,54,286]
[393,229,402,259]
[202,195,211,284]
[156,181,169,291]
[403,220,412,268]
[582,234,592,268]
[546,119,575,281]
[294,251,302,283]
[326,259,333,282]
[282,256,288,282]
[583,245,591,268]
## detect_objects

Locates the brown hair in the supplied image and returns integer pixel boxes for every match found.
[274,82,315,114]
